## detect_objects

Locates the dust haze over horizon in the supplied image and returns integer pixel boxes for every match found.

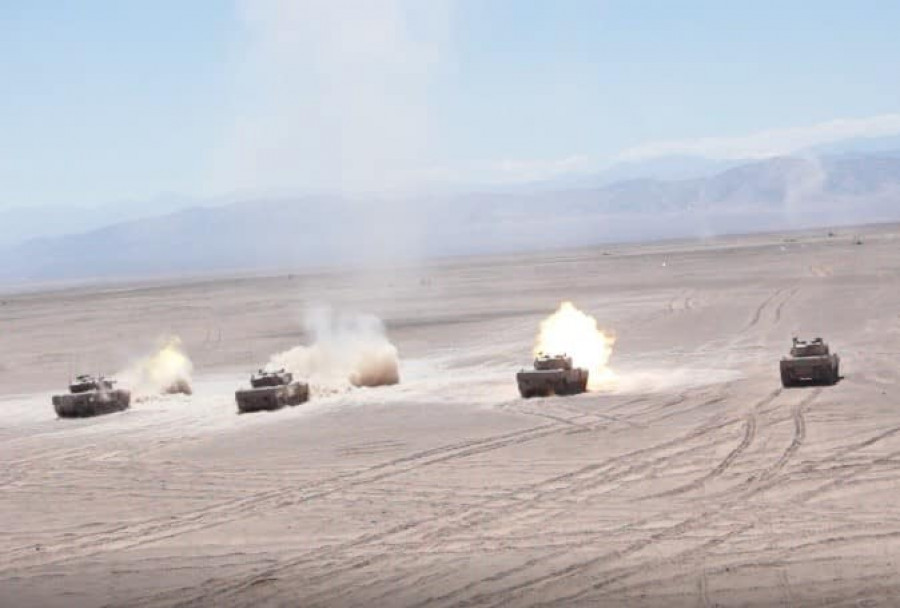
[2,1,900,279]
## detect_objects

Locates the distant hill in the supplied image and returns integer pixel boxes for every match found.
[2,154,899,284]
[0,194,203,249]
[806,133,900,157]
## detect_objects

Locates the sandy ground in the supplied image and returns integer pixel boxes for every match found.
[2,225,900,607]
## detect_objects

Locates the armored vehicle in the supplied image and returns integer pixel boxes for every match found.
[517,353,589,398]
[52,375,131,418]
[780,337,840,387]
[163,379,192,395]
[235,369,309,413]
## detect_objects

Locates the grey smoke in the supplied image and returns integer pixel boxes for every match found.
[268,307,400,392]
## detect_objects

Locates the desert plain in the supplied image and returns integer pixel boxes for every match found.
[2,225,900,607]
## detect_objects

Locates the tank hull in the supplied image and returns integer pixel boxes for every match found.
[52,390,131,418]
[163,379,193,395]
[780,355,840,387]
[517,369,589,398]
[235,382,309,413]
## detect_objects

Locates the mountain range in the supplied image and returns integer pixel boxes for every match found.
[1,152,899,284]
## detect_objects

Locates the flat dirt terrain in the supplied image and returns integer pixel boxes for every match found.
[3,225,900,607]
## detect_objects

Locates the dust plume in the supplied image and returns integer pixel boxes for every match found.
[211,0,451,195]
[534,302,616,390]
[118,337,193,397]
[268,307,400,392]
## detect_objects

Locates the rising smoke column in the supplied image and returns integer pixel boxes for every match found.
[533,301,616,390]
[268,307,400,392]
[119,336,194,396]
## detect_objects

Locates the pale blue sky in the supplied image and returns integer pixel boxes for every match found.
[2,0,900,207]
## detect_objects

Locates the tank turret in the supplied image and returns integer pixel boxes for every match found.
[68,374,116,394]
[249,369,294,389]
[533,354,574,371]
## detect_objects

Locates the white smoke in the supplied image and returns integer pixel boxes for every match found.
[267,307,400,393]
[118,336,193,397]
[209,0,450,195]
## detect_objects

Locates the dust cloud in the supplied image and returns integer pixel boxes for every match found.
[609,366,743,394]
[534,301,616,390]
[118,337,193,397]
[268,307,400,392]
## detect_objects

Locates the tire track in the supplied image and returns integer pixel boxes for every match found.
[588,530,900,605]
[149,398,748,608]
[0,423,569,573]
[510,400,641,431]
[645,413,757,500]
[773,287,799,324]
[110,389,730,607]
[525,523,755,608]
[286,409,751,608]
[616,392,689,421]
[794,446,900,503]
[450,389,820,608]
[742,288,784,332]
[448,516,752,608]
[723,406,900,505]
[688,388,821,504]
[743,389,819,494]
[779,569,795,606]
[339,560,472,608]
[502,404,597,431]
[642,395,726,425]
[389,399,751,576]
[640,389,779,500]
[698,571,712,608]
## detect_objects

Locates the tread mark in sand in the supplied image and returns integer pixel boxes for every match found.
[402,551,572,608]
[0,423,568,573]
[645,413,757,500]
[742,288,784,332]
[151,399,751,608]
[293,414,758,607]
[527,401,641,430]
[740,388,820,498]
[530,523,756,608]
[451,518,754,608]
[786,422,900,502]
[594,528,900,604]
[779,570,795,606]
[505,405,595,430]
[773,287,799,324]
[698,571,712,608]
[794,445,900,503]
[639,388,780,500]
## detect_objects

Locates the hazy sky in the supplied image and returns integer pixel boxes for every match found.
[3,0,900,207]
